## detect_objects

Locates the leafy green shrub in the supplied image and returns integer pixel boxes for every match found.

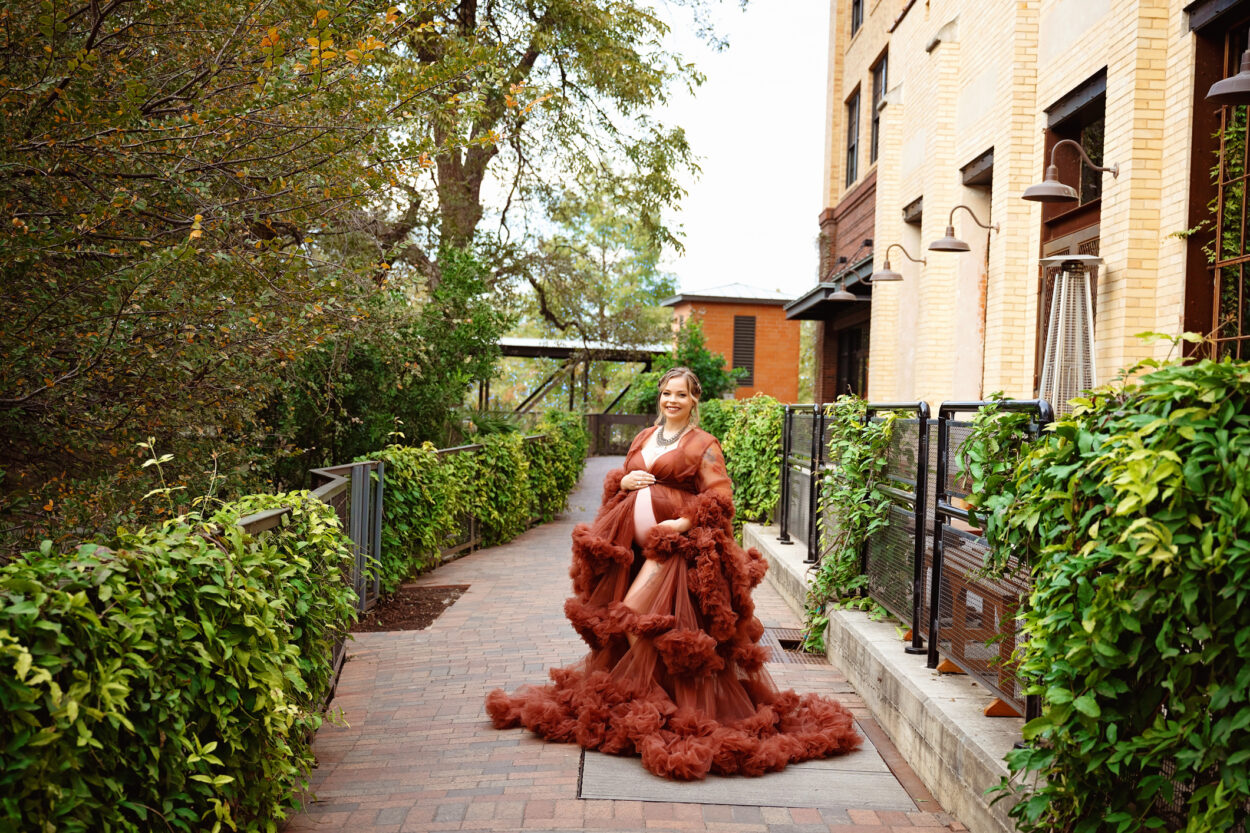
[371,410,588,588]
[525,411,590,524]
[0,496,356,832]
[370,442,470,592]
[720,395,784,529]
[804,396,895,648]
[471,433,531,546]
[987,357,1250,833]
[699,398,733,443]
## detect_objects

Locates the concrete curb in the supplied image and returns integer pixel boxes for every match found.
[745,522,1023,833]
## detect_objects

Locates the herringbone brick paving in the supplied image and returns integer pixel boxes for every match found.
[285,457,966,833]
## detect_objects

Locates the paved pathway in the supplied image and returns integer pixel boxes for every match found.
[286,457,965,833]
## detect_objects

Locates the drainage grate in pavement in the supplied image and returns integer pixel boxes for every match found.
[761,626,828,665]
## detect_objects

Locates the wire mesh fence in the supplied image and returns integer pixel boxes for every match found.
[779,398,1052,717]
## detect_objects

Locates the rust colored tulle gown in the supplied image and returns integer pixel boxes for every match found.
[485,426,861,780]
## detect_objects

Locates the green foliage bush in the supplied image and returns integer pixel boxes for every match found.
[699,398,733,443]
[986,357,1250,833]
[526,411,592,524]
[0,494,357,832]
[719,395,785,530]
[804,397,895,648]
[370,411,589,590]
[471,434,532,546]
[371,443,472,593]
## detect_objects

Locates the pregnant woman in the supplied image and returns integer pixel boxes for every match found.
[486,367,860,780]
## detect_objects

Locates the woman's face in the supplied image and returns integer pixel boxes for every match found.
[659,376,695,425]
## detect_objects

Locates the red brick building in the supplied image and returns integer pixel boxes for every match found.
[661,283,800,402]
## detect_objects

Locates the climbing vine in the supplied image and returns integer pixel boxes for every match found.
[955,394,1038,576]
[803,397,896,650]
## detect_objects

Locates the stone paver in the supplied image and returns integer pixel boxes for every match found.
[285,457,962,833]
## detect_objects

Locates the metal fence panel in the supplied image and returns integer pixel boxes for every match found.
[929,399,1053,719]
[864,503,919,624]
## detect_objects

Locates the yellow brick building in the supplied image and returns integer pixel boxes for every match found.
[791,0,1249,406]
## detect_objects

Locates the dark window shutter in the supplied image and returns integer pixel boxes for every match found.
[733,316,756,387]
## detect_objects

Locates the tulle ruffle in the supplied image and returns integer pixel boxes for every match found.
[486,454,861,780]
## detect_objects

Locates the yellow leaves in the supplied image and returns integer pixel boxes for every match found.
[189,213,203,240]
[43,500,54,511]
[360,35,386,52]
[385,6,401,25]
[260,27,282,49]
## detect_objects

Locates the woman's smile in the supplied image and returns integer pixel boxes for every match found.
[659,377,693,425]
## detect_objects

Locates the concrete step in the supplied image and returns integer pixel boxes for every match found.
[744,523,1024,833]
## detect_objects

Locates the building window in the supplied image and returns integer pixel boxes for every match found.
[851,0,863,36]
[1045,70,1107,207]
[1213,30,1250,359]
[845,89,860,187]
[733,316,756,387]
[836,326,868,396]
[870,52,887,164]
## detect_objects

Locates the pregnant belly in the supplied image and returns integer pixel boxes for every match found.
[633,487,658,547]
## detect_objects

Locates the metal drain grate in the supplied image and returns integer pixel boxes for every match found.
[760,627,829,666]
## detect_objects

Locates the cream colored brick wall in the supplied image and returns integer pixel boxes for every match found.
[825,0,905,206]
[826,0,1202,406]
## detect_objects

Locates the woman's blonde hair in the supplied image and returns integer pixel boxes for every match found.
[653,366,703,427]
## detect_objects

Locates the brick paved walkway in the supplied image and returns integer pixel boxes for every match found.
[285,457,966,833]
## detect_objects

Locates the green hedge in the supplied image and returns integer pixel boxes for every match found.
[0,492,357,832]
[370,410,588,591]
[526,410,591,525]
[698,395,783,532]
[699,398,733,443]
[720,395,784,528]
[984,357,1250,833]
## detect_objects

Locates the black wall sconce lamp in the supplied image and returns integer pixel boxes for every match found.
[928,204,999,252]
[869,243,926,282]
[1022,138,1120,203]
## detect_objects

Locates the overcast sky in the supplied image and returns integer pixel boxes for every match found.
[659,0,831,299]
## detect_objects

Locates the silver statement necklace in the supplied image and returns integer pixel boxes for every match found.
[655,422,688,447]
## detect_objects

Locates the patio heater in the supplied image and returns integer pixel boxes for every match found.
[1037,254,1102,413]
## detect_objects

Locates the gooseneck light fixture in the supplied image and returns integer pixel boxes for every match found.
[1022,138,1119,203]
[869,243,926,282]
[928,204,1000,253]
[824,239,875,300]
[826,255,857,301]
[1207,30,1250,106]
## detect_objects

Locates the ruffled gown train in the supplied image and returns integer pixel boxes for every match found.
[485,427,861,780]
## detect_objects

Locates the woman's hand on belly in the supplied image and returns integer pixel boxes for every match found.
[655,517,692,534]
[622,470,656,491]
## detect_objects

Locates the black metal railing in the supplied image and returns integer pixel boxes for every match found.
[775,397,1053,718]
[928,399,1053,719]
[586,413,654,455]
[858,403,931,656]
[777,404,822,560]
